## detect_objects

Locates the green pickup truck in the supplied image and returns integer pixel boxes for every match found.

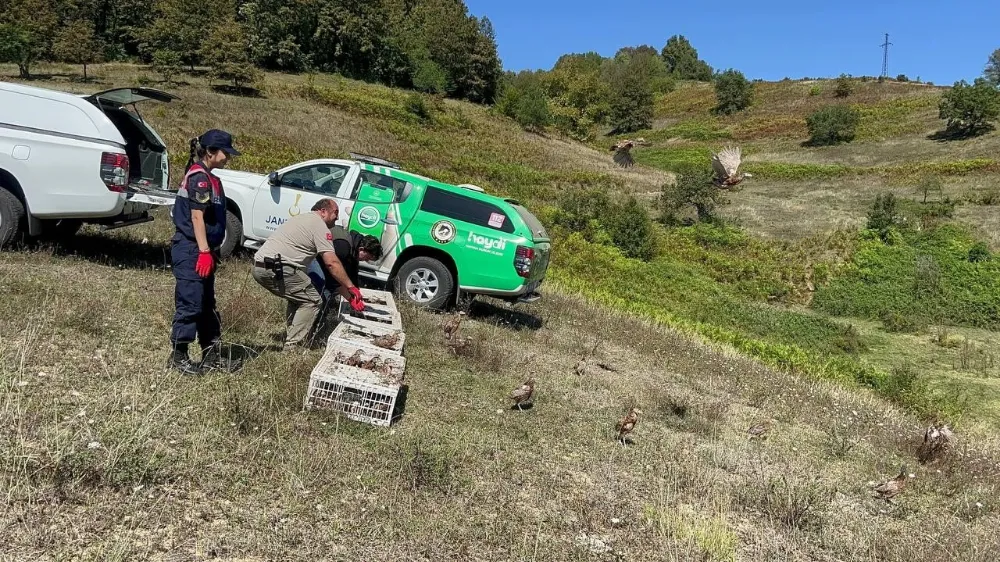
[215,154,551,310]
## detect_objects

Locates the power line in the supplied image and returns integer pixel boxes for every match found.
[880,33,892,78]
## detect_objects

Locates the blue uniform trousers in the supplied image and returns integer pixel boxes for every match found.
[170,239,220,349]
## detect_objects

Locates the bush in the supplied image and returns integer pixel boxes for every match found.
[866,193,904,243]
[604,197,657,261]
[713,69,753,115]
[661,164,727,224]
[495,72,551,131]
[938,78,1000,137]
[896,74,909,82]
[808,85,822,97]
[806,105,859,145]
[968,242,992,262]
[405,93,431,122]
[834,74,853,98]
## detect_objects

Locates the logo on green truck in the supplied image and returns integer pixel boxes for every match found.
[357,206,381,228]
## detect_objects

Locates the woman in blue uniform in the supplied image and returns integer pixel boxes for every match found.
[168,129,242,375]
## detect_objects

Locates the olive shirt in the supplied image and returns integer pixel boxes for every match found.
[253,212,335,269]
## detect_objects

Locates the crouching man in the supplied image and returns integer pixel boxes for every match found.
[308,226,383,305]
[251,198,365,350]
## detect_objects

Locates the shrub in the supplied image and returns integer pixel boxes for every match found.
[896,74,909,82]
[603,196,657,261]
[713,69,753,115]
[808,85,822,96]
[405,93,431,122]
[938,78,1000,137]
[834,74,853,98]
[806,105,859,145]
[968,242,992,262]
[495,72,551,131]
[866,193,904,243]
[609,71,654,133]
[661,164,726,224]
[880,310,926,333]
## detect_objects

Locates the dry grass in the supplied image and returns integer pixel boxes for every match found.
[2,222,999,560]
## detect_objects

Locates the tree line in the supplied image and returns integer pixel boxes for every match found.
[495,35,752,139]
[0,0,503,102]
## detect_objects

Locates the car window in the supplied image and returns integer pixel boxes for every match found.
[420,186,516,234]
[350,170,410,202]
[280,164,349,195]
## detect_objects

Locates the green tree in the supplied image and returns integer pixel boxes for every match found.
[201,20,263,91]
[834,74,853,97]
[496,71,551,131]
[661,164,727,224]
[713,69,754,115]
[806,105,860,145]
[544,52,612,139]
[239,0,310,71]
[938,78,1000,137]
[0,0,58,78]
[985,48,1000,86]
[151,49,182,83]
[52,19,105,80]
[604,196,656,261]
[141,0,230,71]
[608,69,654,134]
[660,35,713,81]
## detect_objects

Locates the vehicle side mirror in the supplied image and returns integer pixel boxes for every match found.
[268,172,280,186]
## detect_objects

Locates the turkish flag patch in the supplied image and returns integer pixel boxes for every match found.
[197,181,208,188]
[326,232,333,241]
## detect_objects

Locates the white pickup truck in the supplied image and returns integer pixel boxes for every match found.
[213,155,405,261]
[0,82,178,247]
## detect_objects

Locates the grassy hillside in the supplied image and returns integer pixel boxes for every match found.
[2,64,1000,559]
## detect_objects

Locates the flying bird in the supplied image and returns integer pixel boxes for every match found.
[510,377,536,410]
[872,466,912,503]
[611,138,651,168]
[616,407,642,443]
[711,145,752,188]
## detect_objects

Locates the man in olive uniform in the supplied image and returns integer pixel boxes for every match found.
[308,226,384,304]
[252,198,366,349]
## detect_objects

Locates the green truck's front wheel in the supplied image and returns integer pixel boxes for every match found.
[394,256,455,311]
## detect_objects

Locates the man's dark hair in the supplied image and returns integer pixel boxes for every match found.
[311,198,336,212]
[358,234,383,260]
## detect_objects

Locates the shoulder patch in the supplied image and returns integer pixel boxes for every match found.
[197,181,208,188]
[193,191,211,204]
[326,232,333,241]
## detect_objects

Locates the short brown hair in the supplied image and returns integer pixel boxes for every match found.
[311,198,337,212]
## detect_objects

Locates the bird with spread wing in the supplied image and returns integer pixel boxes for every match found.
[611,138,652,168]
[711,145,752,188]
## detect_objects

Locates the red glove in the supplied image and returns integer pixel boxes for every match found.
[195,251,215,278]
[349,294,366,313]
[349,286,363,302]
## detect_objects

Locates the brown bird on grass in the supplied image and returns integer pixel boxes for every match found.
[442,311,465,341]
[616,407,642,443]
[710,145,752,188]
[611,138,651,168]
[747,419,773,441]
[510,377,536,410]
[872,466,912,503]
[574,356,587,376]
[917,421,956,464]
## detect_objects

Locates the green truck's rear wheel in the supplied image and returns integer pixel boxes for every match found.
[394,256,454,310]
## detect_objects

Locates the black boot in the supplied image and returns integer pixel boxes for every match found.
[200,343,243,373]
[168,349,202,376]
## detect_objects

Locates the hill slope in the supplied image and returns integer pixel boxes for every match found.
[1,64,1000,560]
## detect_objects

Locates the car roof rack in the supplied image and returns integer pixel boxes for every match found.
[349,152,400,169]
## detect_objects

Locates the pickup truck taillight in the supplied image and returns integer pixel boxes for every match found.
[514,245,534,278]
[100,152,129,192]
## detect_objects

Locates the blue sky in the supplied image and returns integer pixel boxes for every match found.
[464,0,999,85]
